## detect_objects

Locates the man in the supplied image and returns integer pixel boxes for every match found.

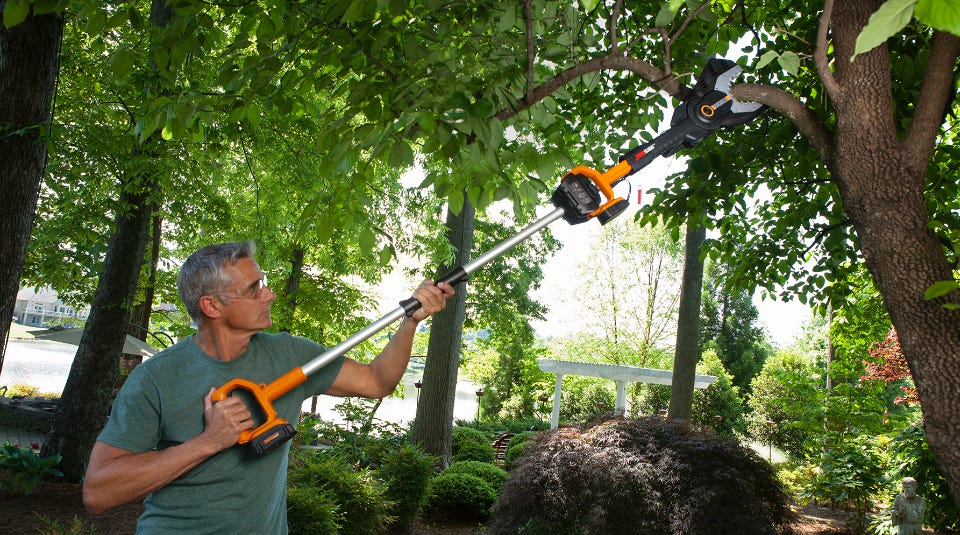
[82,241,454,533]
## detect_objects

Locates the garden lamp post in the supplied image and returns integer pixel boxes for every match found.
[414,380,422,402]
[765,419,776,462]
[658,408,668,419]
[713,415,723,434]
[475,388,484,427]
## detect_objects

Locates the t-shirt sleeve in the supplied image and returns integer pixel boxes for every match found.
[96,365,162,454]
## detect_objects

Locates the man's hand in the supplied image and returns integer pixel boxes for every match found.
[200,387,254,452]
[406,279,455,324]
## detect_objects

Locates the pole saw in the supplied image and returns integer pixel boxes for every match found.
[213,58,765,456]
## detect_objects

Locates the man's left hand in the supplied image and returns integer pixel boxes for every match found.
[407,279,455,323]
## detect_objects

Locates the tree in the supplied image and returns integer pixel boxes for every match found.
[0,1,63,373]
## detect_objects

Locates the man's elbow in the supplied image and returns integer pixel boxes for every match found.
[82,484,110,515]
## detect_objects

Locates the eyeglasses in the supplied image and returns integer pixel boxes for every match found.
[219,276,269,300]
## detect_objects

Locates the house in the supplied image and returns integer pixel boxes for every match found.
[13,286,90,327]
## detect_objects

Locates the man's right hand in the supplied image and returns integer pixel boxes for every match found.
[201,387,254,452]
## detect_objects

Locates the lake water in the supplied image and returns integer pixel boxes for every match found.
[0,339,478,426]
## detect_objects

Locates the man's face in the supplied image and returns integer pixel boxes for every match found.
[216,257,276,332]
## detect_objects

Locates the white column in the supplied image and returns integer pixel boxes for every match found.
[550,374,563,430]
[615,380,627,415]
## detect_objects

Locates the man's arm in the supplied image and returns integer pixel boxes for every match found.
[325,279,454,398]
[82,388,253,514]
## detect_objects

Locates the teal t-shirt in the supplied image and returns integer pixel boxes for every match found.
[97,331,344,534]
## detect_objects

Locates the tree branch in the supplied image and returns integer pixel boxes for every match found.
[494,55,686,122]
[609,0,623,52]
[523,0,535,99]
[731,83,836,171]
[905,31,960,168]
[815,0,842,100]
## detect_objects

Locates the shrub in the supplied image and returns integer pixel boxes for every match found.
[800,437,885,532]
[453,439,496,463]
[286,486,341,535]
[488,417,793,535]
[288,453,394,535]
[444,461,508,492]
[424,472,496,522]
[376,444,437,532]
[0,442,63,495]
[452,426,491,455]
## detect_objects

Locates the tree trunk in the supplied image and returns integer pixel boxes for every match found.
[0,4,63,372]
[826,2,960,507]
[668,219,706,420]
[128,211,162,342]
[410,193,474,466]
[42,177,154,481]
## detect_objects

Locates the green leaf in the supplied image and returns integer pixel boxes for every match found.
[3,0,30,28]
[359,226,376,251]
[756,50,779,69]
[851,0,916,61]
[778,51,800,76]
[915,0,960,36]
[654,4,675,27]
[448,191,464,215]
[580,0,601,13]
[924,280,959,300]
[111,48,137,78]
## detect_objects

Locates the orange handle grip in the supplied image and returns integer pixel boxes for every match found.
[568,161,632,219]
[212,367,308,445]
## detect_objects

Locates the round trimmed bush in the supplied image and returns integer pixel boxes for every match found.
[424,472,496,522]
[452,426,491,455]
[453,439,496,463]
[444,460,508,492]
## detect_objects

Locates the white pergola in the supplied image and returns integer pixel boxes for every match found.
[537,358,718,429]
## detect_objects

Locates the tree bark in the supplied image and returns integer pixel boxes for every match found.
[128,212,162,342]
[668,219,706,420]
[410,193,475,466]
[0,4,63,373]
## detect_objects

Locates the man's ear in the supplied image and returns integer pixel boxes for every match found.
[198,295,223,319]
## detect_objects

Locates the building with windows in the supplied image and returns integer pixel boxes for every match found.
[13,287,89,327]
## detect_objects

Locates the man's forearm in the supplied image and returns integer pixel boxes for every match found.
[83,436,221,514]
[367,316,419,395]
